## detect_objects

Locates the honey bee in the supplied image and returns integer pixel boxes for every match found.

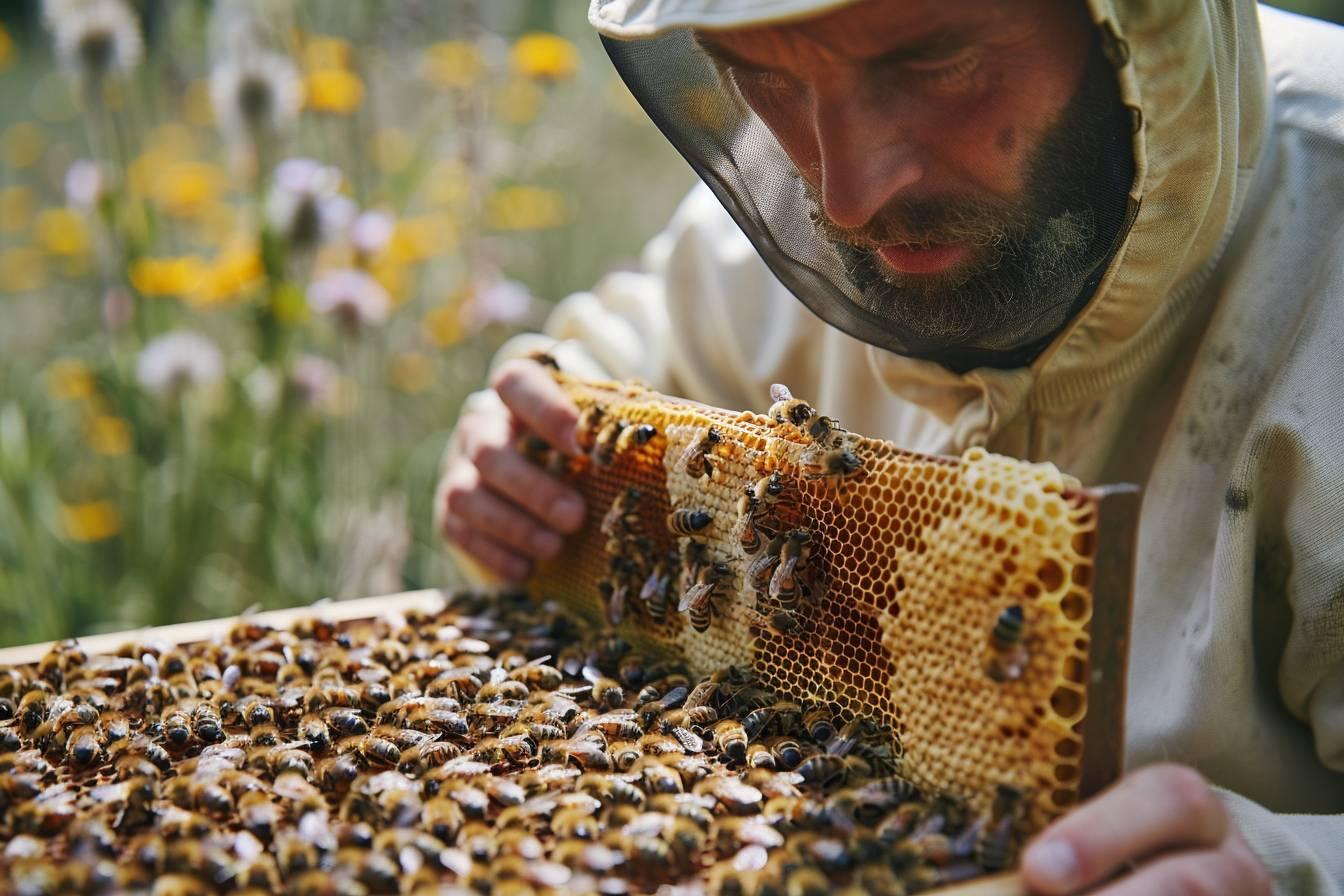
[796,753,870,788]
[769,528,814,604]
[161,707,192,747]
[592,418,628,465]
[768,383,815,428]
[18,689,50,732]
[711,719,748,763]
[600,487,643,538]
[825,716,881,757]
[764,736,805,769]
[608,741,642,771]
[802,707,835,745]
[803,443,865,493]
[297,713,330,752]
[615,422,659,453]
[397,739,464,775]
[976,784,1027,871]
[639,551,677,625]
[680,561,731,632]
[509,660,563,691]
[617,652,648,688]
[744,607,806,637]
[66,723,104,767]
[746,743,776,769]
[667,507,714,536]
[578,665,624,710]
[637,759,684,795]
[575,404,606,452]
[985,604,1029,682]
[422,795,466,841]
[477,677,531,702]
[698,776,764,814]
[578,710,644,741]
[236,790,281,840]
[551,805,603,840]
[677,426,721,479]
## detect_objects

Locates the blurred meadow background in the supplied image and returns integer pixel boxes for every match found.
[0,0,695,647]
[0,0,1340,648]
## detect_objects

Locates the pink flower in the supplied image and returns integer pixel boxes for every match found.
[308,268,390,332]
[467,276,532,328]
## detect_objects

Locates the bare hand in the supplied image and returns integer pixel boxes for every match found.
[1022,763,1270,895]
[435,358,586,582]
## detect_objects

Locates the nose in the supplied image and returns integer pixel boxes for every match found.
[813,95,924,231]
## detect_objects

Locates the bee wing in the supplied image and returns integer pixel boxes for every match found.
[671,726,704,753]
[769,383,793,402]
[639,568,668,602]
[581,664,602,686]
[768,556,800,599]
[678,582,714,614]
[599,504,622,537]
[607,583,626,626]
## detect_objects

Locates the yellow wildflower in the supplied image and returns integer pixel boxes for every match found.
[0,186,35,234]
[305,68,364,114]
[152,160,224,219]
[182,79,215,127]
[388,214,457,265]
[424,303,465,348]
[270,282,310,324]
[36,208,90,257]
[510,33,580,82]
[496,79,544,125]
[425,159,471,207]
[59,500,123,543]
[423,41,484,90]
[128,255,208,298]
[372,127,416,174]
[3,121,45,170]
[389,352,434,395]
[86,415,132,456]
[0,23,15,71]
[303,35,352,71]
[47,360,97,401]
[189,243,263,308]
[486,185,568,231]
[0,247,45,292]
[370,258,411,305]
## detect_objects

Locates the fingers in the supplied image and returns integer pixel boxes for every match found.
[491,358,582,456]
[1088,835,1271,896]
[441,459,561,553]
[472,443,586,533]
[1022,764,1228,894]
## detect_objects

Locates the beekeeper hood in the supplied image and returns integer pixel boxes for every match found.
[588,0,1266,379]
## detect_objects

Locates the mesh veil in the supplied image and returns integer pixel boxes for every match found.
[603,28,1137,373]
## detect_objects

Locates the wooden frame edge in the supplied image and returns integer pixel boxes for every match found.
[1078,484,1140,800]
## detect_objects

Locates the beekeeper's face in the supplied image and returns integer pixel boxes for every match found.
[698,0,1127,343]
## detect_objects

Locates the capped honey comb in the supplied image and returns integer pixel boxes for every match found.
[532,375,1137,830]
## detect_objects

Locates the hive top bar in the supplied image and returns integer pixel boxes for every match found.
[528,373,1138,830]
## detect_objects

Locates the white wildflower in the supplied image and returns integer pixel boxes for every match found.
[210,50,302,144]
[45,0,143,86]
[466,275,532,328]
[266,158,355,252]
[291,354,341,409]
[351,209,395,259]
[308,269,390,332]
[135,331,224,397]
[65,159,107,210]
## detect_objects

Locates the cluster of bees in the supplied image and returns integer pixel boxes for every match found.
[0,592,1029,895]
[578,384,871,640]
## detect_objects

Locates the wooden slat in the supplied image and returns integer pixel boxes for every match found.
[0,589,449,666]
[934,873,1023,896]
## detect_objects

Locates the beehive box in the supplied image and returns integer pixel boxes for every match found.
[0,376,1137,896]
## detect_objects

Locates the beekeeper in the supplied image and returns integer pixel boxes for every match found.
[437,0,1344,891]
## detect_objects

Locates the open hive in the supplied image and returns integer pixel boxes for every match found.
[0,376,1136,896]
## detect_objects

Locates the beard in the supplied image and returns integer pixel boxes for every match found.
[806,37,1130,351]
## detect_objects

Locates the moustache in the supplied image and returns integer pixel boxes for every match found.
[806,186,1032,253]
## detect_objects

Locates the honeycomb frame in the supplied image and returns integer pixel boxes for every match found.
[531,376,1138,830]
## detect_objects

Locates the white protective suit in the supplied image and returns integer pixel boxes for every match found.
[456,1,1344,890]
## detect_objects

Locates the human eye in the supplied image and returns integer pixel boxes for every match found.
[902,50,981,86]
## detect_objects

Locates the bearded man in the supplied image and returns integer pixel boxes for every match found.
[436,1,1344,892]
